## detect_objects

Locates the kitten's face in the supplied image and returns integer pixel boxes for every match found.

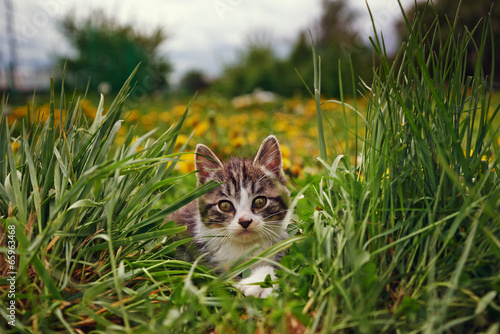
[195,136,290,245]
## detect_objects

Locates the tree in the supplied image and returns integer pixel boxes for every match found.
[312,0,373,97]
[396,0,499,84]
[179,69,209,95]
[212,31,286,96]
[283,0,373,98]
[212,1,373,98]
[59,12,171,94]
[316,0,358,46]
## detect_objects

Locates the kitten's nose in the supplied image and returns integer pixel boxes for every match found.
[238,218,252,229]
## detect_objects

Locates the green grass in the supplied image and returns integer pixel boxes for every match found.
[1,1,499,333]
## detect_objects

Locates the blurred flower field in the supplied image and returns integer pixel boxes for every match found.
[7,94,371,178]
[7,89,499,181]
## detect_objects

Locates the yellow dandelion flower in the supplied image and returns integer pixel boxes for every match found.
[229,128,242,139]
[356,172,363,182]
[194,121,210,136]
[176,154,195,174]
[290,163,303,178]
[481,155,489,162]
[7,115,17,126]
[82,100,97,118]
[159,111,170,123]
[280,144,291,159]
[11,141,20,152]
[172,105,187,117]
[275,118,288,132]
[141,112,158,129]
[186,114,201,128]
[282,157,292,171]
[248,132,258,144]
[127,110,141,122]
[176,134,189,148]
[230,136,246,147]
[382,168,390,180]
[286,126,302,138]
[82,99,93,110]
[117,126,126,136]
[13,106,28,117]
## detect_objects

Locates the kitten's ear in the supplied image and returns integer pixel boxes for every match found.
[253,135,284,180]
[195,144,223,184]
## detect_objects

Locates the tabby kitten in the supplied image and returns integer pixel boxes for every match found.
[168,135,290,297]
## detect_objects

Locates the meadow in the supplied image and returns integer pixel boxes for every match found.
[6,90,365,178]
[1,3,500,334]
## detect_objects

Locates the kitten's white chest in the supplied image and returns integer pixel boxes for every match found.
[210,240,269,269]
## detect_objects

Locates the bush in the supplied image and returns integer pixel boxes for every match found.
[59,12,171,94]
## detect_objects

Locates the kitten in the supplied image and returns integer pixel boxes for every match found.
[168,135,290,297]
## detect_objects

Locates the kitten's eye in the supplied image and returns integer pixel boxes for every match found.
[218,200,234,213]
[253,196,267,209]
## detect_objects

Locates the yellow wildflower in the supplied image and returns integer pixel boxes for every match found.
[175,134,189,148]
[248,132,258,144]
[159,110,171,123]
[282,157,292,171]
[290,163,303,178]
[127,110,141,122]
[82,100,97,118]
[11,141,20,152]
[176,154,195,174]
[280,144,291,159]
[13,106,28,117]
[230,136,246,147]
[194,121,210,136]
[172,105,187,117]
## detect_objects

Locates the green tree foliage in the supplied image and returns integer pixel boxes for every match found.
[60,12,171,93]
[212,32,288,96]
[288,0,373,97]
[396,0,499,84]
[313,0,373,96]
[212,0,373,98]
[179,69,209,95]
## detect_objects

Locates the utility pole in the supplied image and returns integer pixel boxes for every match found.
[4,0,17,92]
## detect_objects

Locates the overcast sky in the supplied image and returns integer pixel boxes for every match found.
[1,0,415,88]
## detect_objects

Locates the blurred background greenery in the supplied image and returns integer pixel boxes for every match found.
[2,0,498,99]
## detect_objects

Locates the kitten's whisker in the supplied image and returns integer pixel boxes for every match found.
[203,233,230,252]
[260,225,284,240]
[259,228,276,245]
[259,228,283,246]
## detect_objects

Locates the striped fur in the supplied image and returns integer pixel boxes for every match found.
[167,135,290,297]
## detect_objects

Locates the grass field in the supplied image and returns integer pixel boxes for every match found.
[1,2,500,333]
